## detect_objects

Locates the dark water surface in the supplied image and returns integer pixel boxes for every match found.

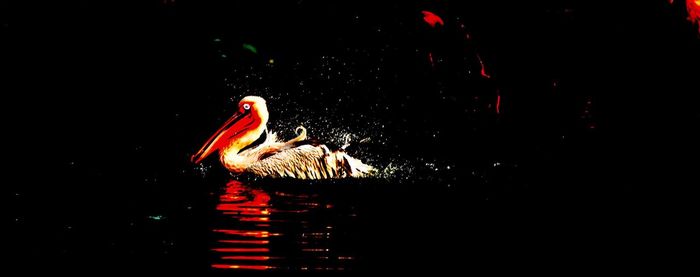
[13,176,471,273]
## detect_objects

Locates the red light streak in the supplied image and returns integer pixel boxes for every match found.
[240,217,270,222]
[218,240,269,244]
[496,94,501,114]
[221,256,271,261]
[212,248,270,253]
[213,229,271,238]
[477,54,490,79]
[212,264,270,270]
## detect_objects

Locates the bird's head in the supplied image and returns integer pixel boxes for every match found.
[191,96,269,164]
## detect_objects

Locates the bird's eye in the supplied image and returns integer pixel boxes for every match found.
[243,104,251,110]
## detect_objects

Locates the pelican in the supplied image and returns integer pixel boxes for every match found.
[191,96,375,179]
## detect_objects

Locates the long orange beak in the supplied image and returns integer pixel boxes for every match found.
[191,110,250,164]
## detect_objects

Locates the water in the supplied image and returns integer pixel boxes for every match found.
[210,180,358,271]
[201,177,468,273]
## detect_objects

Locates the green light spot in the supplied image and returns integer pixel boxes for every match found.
[148,215,165,221]
[242,43,258,54]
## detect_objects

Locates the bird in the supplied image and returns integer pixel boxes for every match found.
[191,96,375,179]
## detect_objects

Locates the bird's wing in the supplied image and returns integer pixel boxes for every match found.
[246,144,375,179]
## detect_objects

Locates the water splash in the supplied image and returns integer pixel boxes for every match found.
[215,49,468,182]
[196,163,212,178]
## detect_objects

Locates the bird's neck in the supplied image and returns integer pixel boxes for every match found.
[219,124,266,173]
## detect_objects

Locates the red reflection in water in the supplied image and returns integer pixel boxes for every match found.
[240,217,269,222]
[421,11,444,27]
[219,239,269,244]
[212,248,270,253]
[212,264,271,270]
[211,180,353,271]
[222,256,272,261]
[213,229,271,237]
[212,180,272,270]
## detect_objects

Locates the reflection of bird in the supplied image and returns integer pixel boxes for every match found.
[192,96,375,179]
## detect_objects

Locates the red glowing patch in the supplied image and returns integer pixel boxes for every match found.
[496,94,501,114]
[221,256,271,261]
[477,54,491,79]
[421,11,444,28]
[212,248,270,253]
[213,229,273,238]
[212,264,270,270]
[428,52,435,68]
[688,0,700,33]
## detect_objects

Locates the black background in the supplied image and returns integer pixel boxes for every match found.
[6,0,699,273]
